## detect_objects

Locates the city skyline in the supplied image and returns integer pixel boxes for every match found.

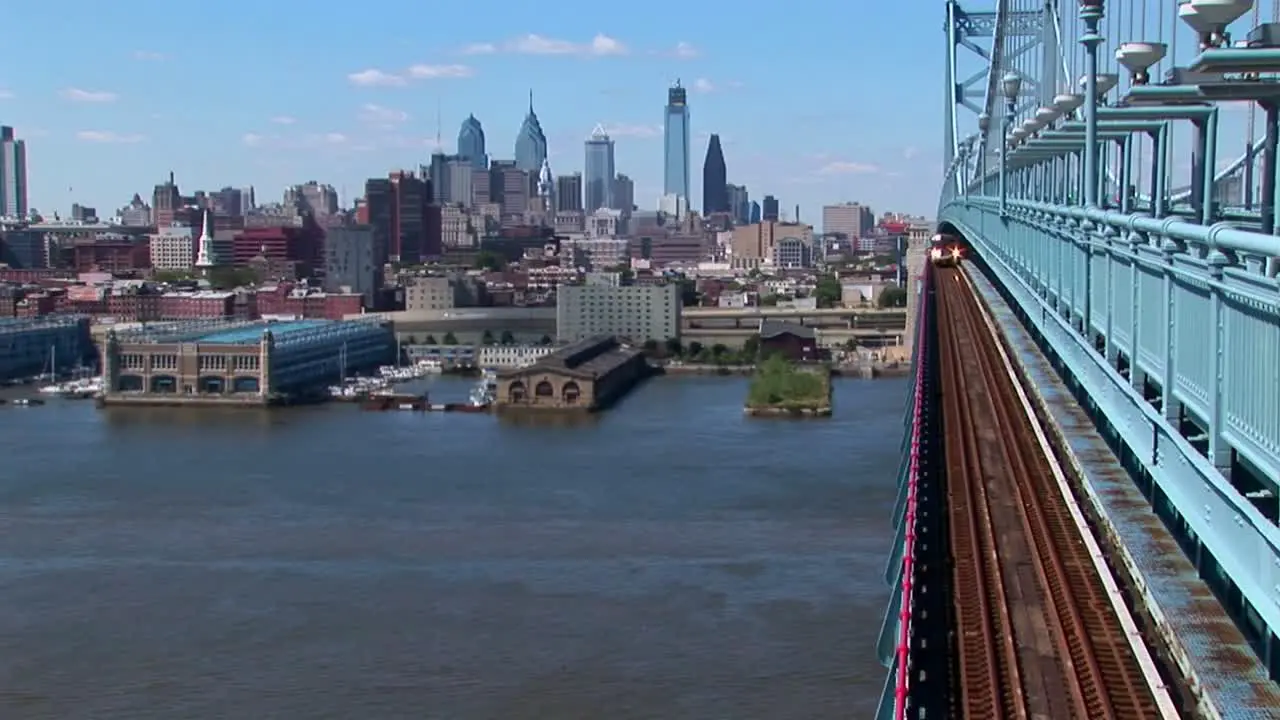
[0,0,938,219]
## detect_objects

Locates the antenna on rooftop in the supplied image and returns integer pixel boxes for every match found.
[435,98,442,151]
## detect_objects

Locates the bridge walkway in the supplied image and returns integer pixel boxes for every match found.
[933,264,1177,718]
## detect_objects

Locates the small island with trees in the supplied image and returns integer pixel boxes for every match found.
[744,355,833,417]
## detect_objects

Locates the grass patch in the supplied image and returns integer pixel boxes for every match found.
[746,355,831,410]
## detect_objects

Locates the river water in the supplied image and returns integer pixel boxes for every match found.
[0,375,906,719]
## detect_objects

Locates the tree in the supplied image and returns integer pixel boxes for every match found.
[499,330,516,345]
[843,339,858,352]
[538,334,553,346]
[665,338,683,357]
[442,332,458,345]
[742,333,761,359]
[474,251,505,272]
[760,294,779,306]
[481,330,495,345]
[424,334,438,345]
[878,287,909,308]
[814,274,843,308]
[687,341,704,358]
[642,339,659,354]
[711,343,728,357]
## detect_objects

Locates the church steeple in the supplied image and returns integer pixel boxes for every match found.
[194,209,215,268]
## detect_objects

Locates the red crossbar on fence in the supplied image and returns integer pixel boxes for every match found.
[894,265,930,720]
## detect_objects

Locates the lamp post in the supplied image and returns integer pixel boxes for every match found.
[1080,0,1104,208]
[1000,72,1021,215]
[977,113,990,194]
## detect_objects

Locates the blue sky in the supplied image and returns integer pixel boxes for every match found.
[0,0,939,224]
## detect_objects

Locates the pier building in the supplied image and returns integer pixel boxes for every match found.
[100,318,394,406]
[0,316,94,382]
[494,335,647,411]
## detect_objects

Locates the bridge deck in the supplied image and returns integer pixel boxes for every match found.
[964,263,1280,719]
[935,266,1173,718]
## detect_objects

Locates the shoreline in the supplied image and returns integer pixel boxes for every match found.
[659,362,911,379]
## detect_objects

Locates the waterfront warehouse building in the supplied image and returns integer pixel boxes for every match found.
[0,316,93,381]
[555,282,680,344]
[495,335,647,411]
[101,318,394,406]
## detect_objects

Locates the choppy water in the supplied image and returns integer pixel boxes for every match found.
[0,375,906,719]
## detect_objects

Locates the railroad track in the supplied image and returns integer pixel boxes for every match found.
[934,266,1165,719]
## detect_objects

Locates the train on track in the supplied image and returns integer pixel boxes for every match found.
[929,233,967,267]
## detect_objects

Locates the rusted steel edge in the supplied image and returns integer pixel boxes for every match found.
[959,267,1182,719]
[892,264,931,719]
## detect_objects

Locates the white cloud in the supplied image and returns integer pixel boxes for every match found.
[692,78,715,94]
[671,41,698,58]
[602,123,661,138]
[132,50,166,61]
[76,130,144,143]
[61,88,117,102]
[903,146,919,160]
[347,69,406,87]
[472,33,628,56]
[270,115,296,125]
[242,132,347,149]
[349,64,473,86]
[818,161,880,175]
[406,64,473,79]
[359,103,409,127]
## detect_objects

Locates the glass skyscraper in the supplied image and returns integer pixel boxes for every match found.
[701,133,727,215]
[515,91,548,173]
[456,115,487,171]
[0,126,27,218]
[663,81,690,201]
[584,125,615,212]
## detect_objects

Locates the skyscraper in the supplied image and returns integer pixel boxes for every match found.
[584,125,615,212]
[727,184,749,225]
[556,173,584,212]
[514,91,548,173]
[663,81,690,201]
[762,195,779,221]
[0,126,28,218]
[457,115,487,171]
[701,133,727,215]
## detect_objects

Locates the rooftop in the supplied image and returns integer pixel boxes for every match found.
[501,335,642,379]
[195,320,330,344]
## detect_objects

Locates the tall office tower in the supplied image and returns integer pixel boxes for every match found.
[762,195,779,221]
[556,173,584,212]
[457,114,488,171]
[726,184,749,224]
[663,81,690,201]
[611,174,635,213]
[0,126,28,218]
[429,153,475,205]
[701,133,728,215]
[584,125,615,212]
[363,171,440,264]
[749,200,761,224]
[514,91,548,173]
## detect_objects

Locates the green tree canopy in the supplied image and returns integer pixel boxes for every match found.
[878,287,908,308]
[442,332,458,345]
[474,251,505,272]
[481,330,495,345]
[499,330,516,345]
[814,274,842,308]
